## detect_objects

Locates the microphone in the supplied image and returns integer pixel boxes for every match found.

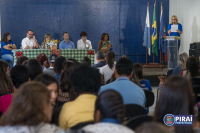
[173,22,176,24]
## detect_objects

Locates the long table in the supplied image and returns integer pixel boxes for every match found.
[12,49,95,64]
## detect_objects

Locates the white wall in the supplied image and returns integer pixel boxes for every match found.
[169,0,200,55]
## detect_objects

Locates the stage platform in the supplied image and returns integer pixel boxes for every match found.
[143,68,168,87]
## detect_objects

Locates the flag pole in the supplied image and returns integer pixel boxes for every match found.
[153,0,156,63]
[145,2,149,65]
[160,2,162,65]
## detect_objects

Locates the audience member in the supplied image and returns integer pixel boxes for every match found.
[0,65,29,114]
[133,63,152,91]
[92,51,106,68]
[154,76,198,133]
[36,53,49,70]
[97,33,112,54]
[53,56,66,84]
[99,51,115,83]
[83,90,134,133]
[82,56,91,66]
[59,32,75,49]
[58,59,79,106]
[22,60,29,66]
[43,54,58,76]
[135,122,171,133]
[0,81,63,133]
[35,74,59,125]
[21,30,39,49]
[16,56,29,65]
[0,60,13,95]
[77,31,92,49]
[59,64,101,130]
[173,52,188,75]
[99,57,146,107]
[1,32,16,69]
[27,59,43,80]
[41,34,51,49]
[184,56,200,79]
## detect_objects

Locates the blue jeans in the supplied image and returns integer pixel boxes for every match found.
[2,54,14,69]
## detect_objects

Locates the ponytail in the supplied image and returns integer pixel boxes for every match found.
[106,51,115,69]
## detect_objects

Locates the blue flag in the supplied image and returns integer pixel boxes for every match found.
[143,3,151,55]
[159,4,167,54]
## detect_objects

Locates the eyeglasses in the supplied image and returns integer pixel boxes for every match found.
[172,19,176,20]
[28,34,34,36]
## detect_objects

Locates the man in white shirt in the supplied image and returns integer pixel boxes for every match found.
[77,31,92,49]
[21,30,39,49]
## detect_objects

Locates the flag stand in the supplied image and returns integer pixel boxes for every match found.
[146,48,148,65]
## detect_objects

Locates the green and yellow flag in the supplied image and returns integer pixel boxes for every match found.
[151,3,158,56]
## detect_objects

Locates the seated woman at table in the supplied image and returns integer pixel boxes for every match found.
[77,31,92,49]
[1,32,17,69]
[40,34,51,49]
[98,33,112,54]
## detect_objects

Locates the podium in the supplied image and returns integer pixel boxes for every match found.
[165,36,180,69]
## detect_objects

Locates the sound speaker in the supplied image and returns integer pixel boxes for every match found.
[190,42,200,49]
[189,49,200,61]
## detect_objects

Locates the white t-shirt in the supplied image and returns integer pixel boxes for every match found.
[99,64,115,83]
[77,39,92,49]
[21,37,36,49]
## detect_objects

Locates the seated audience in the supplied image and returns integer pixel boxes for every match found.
[0,60,13,95]
[173,52,188,76]
[59,32,75,49]
[59,64,101,130]
[82,56,91,66]
[154,76,199,133]
[16,56,29,65]
[99,57,146,107]
[99,51,115,83]
[36,53,49,70]
[82,90,134,133]
[0,65,29,114]
[41,34,51,49]
[0,81,63,133]
[35,74,59,125]
[27,59,43,80]
[133,63,152,91]
[1,32,16,69]
[43,54,58,76]
[92,51,106,68]
[97,33,112,54]
[77,31,92,49]
[184,56,200,79]
[21,30,39,49]
[58,59,79,106]
[135,122,171,133]
[53,56,66,84]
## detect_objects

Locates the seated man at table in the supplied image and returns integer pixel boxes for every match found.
[92,51,106,68]
[59,32,75,49]
[21,30,39,49]
[98,57,146,107]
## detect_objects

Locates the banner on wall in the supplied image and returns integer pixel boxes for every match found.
[143,3,151,56]
[151,3,158,56]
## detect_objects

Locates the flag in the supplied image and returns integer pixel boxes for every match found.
[151,3,158,56]
[143,3,151,55]
[159,3,167,54]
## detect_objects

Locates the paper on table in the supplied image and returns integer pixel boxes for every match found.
[171,25,178,32]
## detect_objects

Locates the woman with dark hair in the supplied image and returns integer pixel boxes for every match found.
[53,56,66,84]
[16,56,29,65]
[133,63,152,91]
[59,64,101,130]
[154,76,199,133]
[58,59,79,106]
[0,81,63,132]
[40,34,51,49]
[100,51,115,83]
[27,59,43,80]
[36,53,49,70]
[82,56,91,66]
[77,31,92,49]
[97,33,112,54]
[1,32,17,69]
[35,74,59,125]
[184,56,200,79]
[0,60,13,95]
[82,90,134,133]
